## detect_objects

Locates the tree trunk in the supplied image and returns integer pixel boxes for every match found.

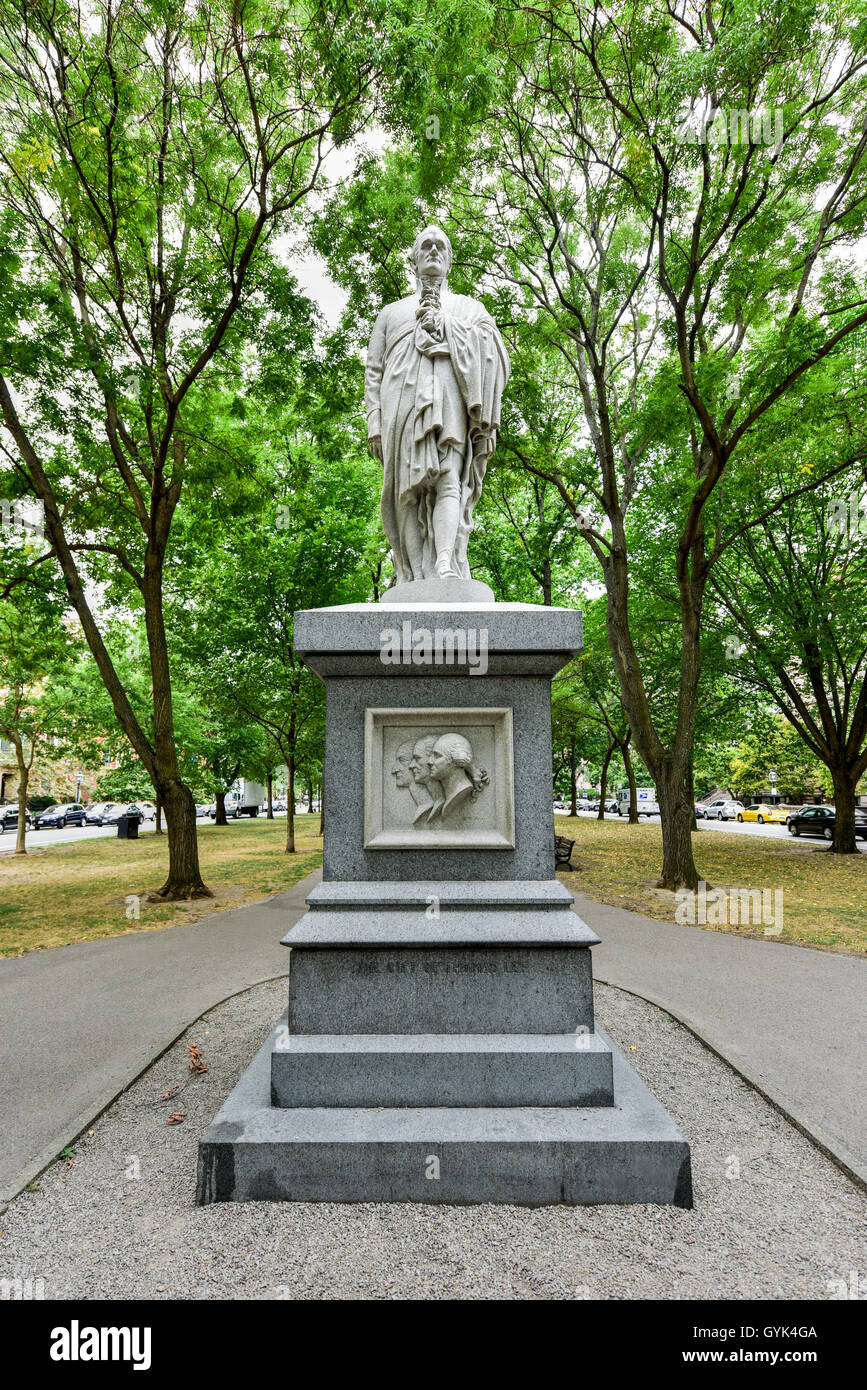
[622,740,639,823]
[215,790,228,826]
[318,781,324,837]
[266,772,273,819]
[150,780,212,900]
[656,761,699,891]
[542,556,553,606]
[13,740,28,856]
[285,753,296,852]
[597,741,613,819]
[830,766,858,853]
[569,736,578,816]
[155,793,163,835]
[686,761,697,832]
[305,776,313,815]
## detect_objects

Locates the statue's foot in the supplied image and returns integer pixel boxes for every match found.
[435,556,460,579]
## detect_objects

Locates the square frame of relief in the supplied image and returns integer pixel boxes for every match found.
[363,707,515,850]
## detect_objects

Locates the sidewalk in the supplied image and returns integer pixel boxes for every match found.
[0,872,320,1205]
[575,890,867,1187]
[1,867,864,1205]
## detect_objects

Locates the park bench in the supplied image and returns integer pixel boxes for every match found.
[554,834,576,869]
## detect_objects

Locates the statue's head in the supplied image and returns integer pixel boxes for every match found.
[412,225,452,284]
[391,742,414,789]
[429,733,474,783]
[409,734,438,783]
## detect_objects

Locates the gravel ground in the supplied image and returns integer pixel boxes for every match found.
[1,978,864,1301]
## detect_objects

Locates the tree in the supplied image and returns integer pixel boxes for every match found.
[451,0,867,887]
[0,578,75,853]
[729,717,832,805]
[0,0,423,896]
[713,469,867,850]
[173,442,380,850]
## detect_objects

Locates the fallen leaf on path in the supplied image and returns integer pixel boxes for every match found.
[188,1043,208,1075]
[167,1110,187,1124]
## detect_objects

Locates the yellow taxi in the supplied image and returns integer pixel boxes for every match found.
[737,804,789,825]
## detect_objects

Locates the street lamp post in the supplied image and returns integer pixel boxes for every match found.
[768,768,778,805]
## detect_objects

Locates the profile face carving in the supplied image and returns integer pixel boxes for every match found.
[428,733,472,784]
[390,743,414,789]
[409,736,437,784]
[390,730,489,826]
[367,709,513,851]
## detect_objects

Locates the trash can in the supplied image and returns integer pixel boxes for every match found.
[117,815,139,840]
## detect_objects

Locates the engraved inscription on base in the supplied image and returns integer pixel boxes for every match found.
[364,707,515,850]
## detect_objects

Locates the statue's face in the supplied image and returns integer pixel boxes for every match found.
[391,755,412,789]
[409,740,433,782]
[428,746,454,783]
[415,228,450,280]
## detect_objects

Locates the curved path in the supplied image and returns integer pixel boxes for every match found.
[0,873,319,1206]
[577,890,866,1188]
[1,868,864,1206]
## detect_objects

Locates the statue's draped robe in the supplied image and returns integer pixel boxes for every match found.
[365,291,510,582]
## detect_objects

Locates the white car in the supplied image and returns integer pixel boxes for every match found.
[137,801,156,821]
[705,798,745,821]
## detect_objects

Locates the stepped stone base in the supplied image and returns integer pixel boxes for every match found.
[196,601,692,1208]
[270,1032,615,1108]
[197,1016,692,1206]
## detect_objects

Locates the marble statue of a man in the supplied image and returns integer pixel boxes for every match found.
[365,226,510,584]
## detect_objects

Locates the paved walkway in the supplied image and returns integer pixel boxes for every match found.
[1,868,864,1204]
[575,890,866,1187]
[0,872,320,1205]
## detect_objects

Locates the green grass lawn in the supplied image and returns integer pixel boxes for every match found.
[556,814,867,955]
[0,816,323,957]
[2,810,863,959]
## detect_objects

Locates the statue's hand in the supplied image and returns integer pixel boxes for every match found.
[368,435,383,462]
[417,304,444,339]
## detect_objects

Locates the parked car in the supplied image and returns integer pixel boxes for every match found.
[137,801,156,821]
[100,802,144,826]
[705,798,744,821]
[33,803,88,829]
[0,803,31,832]
[85,801,119,825]
[272,798,287,813]
[787,806,867,841]
[694,803,707,819]
[738,804,790,825]
[195,803,211,818]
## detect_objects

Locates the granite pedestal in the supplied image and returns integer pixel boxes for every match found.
[197,603,692,1206]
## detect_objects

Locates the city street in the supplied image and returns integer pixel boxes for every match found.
[562,806,867,850]
[0,814,212,856]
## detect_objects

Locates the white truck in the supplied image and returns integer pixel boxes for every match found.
[616,785,660,817]
[216,779,266,819]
